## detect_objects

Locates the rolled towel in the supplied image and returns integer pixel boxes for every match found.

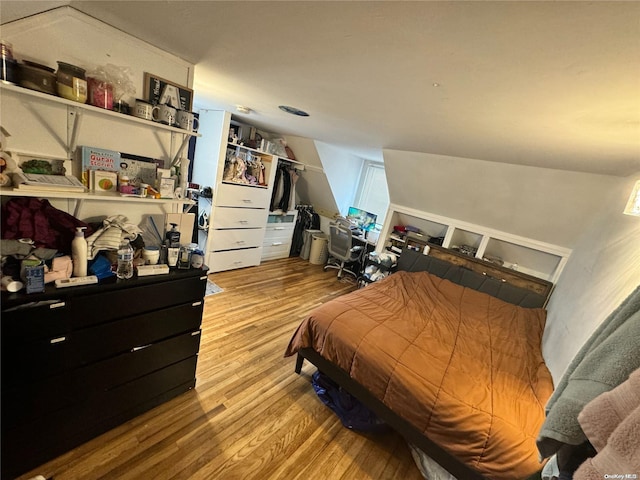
[578,368,640,451]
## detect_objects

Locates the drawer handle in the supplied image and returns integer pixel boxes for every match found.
[50,336,66,344]
[50,302,66,310]
[274,227,285,230]
[191,331,201,337]
[233,260,243,265]
[239,220,249,224]
[272,242,283,246]
[200,276,208,281]
[192,301,203,307]
[236,240,246,244]
[132,344,151,352]
[242,199,253,203]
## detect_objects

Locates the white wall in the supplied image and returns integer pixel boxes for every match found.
[285,136,339,219]
[383,149,619,248]
[543,173,640,382]
[2,7,193,106]
[314,141,364,216]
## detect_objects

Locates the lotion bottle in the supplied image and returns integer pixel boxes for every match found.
[71,226,88,277]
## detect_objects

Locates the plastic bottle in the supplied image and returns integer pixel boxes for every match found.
[116,238,134,279]
[71,226,88,277]
[165,223,180,247]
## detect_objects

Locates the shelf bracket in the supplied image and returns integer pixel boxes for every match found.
[68,107,84,157]
[171,134,191,168]
[73,198,85,218]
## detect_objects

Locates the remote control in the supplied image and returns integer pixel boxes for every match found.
[55,275,98,288]
[137,264,170,276]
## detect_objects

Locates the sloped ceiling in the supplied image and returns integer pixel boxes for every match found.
[1,1,639,176]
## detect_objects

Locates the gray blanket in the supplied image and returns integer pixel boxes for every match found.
[537,284,640,459]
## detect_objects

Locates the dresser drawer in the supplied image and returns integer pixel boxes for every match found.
[267,212,297,225]
[216,183,269,207]
[4,330,201,429]
[212,206,267,229]
[210,228,264,251]
[3,301,203,386]
[208,247,263,273]
[70,274,206,329]
[262,242,292,261]
[265,224,295,239]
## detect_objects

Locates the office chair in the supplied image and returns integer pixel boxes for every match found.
[324,220,364,279]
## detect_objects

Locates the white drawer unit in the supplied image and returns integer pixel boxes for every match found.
[208,247,263,273]
[211,228,264,251]
[212,207,267,229]
[193,115,306,273]
[216,183,270,207]
[261,210,298,261]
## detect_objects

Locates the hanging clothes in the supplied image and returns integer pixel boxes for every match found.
[290,205,320,257]
[271,161,299,212]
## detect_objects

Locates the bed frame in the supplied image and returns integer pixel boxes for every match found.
[294,248,553,480]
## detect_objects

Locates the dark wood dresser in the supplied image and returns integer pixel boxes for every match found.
[1,268,208,479]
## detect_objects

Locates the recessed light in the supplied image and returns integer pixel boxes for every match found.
[279,105,309,117]
[236,106,251,114]
[432,83,440,87]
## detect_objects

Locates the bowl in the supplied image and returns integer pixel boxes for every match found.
[17,61,56,95]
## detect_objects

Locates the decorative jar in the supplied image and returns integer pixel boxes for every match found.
[56,61,87,103]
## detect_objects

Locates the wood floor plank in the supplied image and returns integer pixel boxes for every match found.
[16,258,422,480]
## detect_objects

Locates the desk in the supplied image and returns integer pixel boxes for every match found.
[351,234,377,274]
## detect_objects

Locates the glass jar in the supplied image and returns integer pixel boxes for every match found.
[56,61,87,103]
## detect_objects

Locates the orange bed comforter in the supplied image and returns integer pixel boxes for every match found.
[285,270,554,479]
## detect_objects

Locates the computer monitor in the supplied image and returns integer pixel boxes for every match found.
[347,207,377,231]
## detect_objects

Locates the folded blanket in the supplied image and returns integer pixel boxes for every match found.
[537,285,640,459]
[574,405,640,479]
[86,214,142,259]
[578,368,640,452]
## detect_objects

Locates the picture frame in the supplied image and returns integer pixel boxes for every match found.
[143,72,193,111]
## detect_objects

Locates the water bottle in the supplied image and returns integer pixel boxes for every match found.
[116,238,134,279]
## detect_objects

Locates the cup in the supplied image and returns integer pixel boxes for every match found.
[142,246,160,265]
[176,110,199,132]
[133,99,158,121]
[1,275,24,292]
[166,247,179,267]
[153,104,177,126]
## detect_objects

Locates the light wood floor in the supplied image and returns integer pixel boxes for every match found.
[19,258,423,480]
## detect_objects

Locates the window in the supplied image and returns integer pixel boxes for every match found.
[353,161,389,222]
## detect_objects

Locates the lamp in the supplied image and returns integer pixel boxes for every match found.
[623,180,640,217]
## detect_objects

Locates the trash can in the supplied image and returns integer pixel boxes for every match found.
[309,233,329,265]
[300,229,322,260]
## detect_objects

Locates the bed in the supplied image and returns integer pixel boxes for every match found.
[284,248,555,480]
